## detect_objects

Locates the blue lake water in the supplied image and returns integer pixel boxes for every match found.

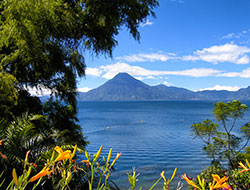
[77,101,250,189]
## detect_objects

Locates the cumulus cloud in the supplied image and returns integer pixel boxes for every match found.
[198,85,241,92]
[221,67,250,78]
[116,43,250,65]
[116,52,176,62]
[169,68,222,77]
[87,62,223,79]
[77,87,92,92]
[86,67,102,77]
[100,62,153,79]
[182,43,250,64]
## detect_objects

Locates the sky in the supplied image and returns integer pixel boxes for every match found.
[78,0,250,93]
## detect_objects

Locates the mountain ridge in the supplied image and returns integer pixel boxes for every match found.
[78,73,250,101]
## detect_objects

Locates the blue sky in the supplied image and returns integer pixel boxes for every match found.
[78,0,250,92]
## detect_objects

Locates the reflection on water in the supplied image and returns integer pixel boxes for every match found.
[77,101,250,189]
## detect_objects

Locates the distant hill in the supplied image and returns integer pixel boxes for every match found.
[196,90,235,100]
[78,73,156,101]
[78,73,250,101]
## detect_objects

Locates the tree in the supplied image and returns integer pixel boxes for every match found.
[0,1,159,187]
[191,119,220,164]
[0,114,54,188]
[0,71,18,119]
[0,0,159,146]
[191,100,250,168]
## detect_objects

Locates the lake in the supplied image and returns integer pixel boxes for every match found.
[77,101,250,189]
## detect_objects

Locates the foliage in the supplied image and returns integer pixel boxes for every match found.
[191,100,250,167]
[182,173,230,190]
[230,169,250,189]
[0,72,18,119]
[187,165,228,190]
[187,156,250,189]
[228,159,250,189]
[11,142,250,190]
[4,145,80,190]
[0,144,183,190]
[126,167,178,190]
[0,114,54,188]
[42,98,88,146]
[199,165,227,183]
[0,0,158,108]
[0,0,159,151]
[0,112,89,189]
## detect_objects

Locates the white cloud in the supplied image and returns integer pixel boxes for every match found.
[100,62,152,79]
[134,76,144,81]
[221,67,250,78]
[182,43,250,64]
[163,81,170,86]
[140,19,154,27]
[117,43,250,65]
[169,68,222,77]
[86,67,102,77]
[147,76,155,79]
[222,33,235,39]
[221,29,250,48]
[77,87,92,92]
[116,52,176,62]
[27,85,92,96]
[27,85,52,96]
[198,85,241,92]
[89,62,222,79]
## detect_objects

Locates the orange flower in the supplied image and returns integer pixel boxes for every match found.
[110,152,122,168]
[25,150,30,163]
[209,174,229,190]
[54,146,72,162]
[81,160,89,167]
[0,152,6,159]
[0,140,5,159]
[115,153,122,160]
[29,167,52,182]
[73,159,77,172]
[31,163,37,168]
[182,174,201,190]
[238,160,250,173]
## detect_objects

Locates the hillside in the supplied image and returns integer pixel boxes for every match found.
[78,73,250,101]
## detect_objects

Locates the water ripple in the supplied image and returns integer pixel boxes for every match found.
[78,101,250,189]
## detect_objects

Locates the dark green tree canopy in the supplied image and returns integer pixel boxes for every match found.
[0,1,158,187]
[0,0,158,147]
[0,71,18,117]
[0,0,158,107]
